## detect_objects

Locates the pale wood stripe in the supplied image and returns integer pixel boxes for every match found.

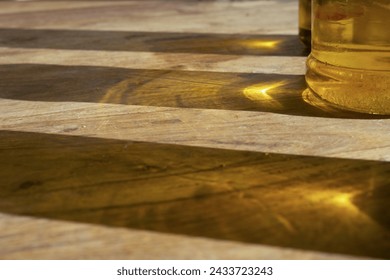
[0,213,354,260]
[0,48,306,75]
[0,0,297,34]
[1,99,390,161]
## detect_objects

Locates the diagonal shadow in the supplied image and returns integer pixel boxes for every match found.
[0,130,389,259]
[0,28,309,56]
[0,63,385,119]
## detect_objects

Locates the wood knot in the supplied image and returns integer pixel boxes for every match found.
[18,180,42,190]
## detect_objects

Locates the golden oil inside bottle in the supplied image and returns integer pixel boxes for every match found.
[306,0,390,114]
[299,0,312,48]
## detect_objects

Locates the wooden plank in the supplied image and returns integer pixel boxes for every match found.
[0,0,298,34]
[0,213,351,260]
[0,131,389,258]
[0,0,389,260]
[1,99,390,161]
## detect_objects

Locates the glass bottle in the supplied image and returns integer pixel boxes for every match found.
[299,0,312,48]
[306,0,390,114]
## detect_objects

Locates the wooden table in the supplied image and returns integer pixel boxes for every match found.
[0,0,389,260]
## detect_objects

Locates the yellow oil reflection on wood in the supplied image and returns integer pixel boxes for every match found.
[307,190,361,211]
[243,81,288,110]
[244,40,280,49]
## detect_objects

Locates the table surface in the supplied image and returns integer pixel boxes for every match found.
[0,0,389,260]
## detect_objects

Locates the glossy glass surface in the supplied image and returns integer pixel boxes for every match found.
[306,0,390,114]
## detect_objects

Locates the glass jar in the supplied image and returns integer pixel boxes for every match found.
[305,0,390,114]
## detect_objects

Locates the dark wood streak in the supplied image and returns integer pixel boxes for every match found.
[0,28,307,56]
[1,64,386,119]
[0,131,389,258]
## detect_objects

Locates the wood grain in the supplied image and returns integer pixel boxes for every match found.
[0,213,351,260]
[0,131,389,258]
[0,0,389,260]
[0,0,298,34]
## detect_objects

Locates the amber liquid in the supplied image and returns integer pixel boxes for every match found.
[299,0,312,48]
[306,0,390,114]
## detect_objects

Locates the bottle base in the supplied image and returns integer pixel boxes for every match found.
[306,55,390,115]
